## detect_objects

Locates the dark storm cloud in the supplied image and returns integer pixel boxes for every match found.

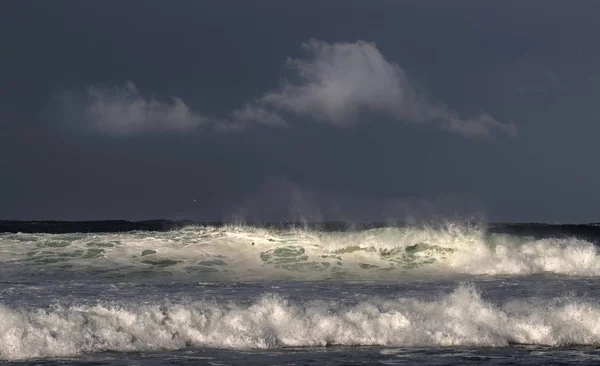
[66,40,515,139]
[2,0,600,222]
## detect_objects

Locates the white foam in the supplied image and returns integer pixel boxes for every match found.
[1,223,600,278]
[2,285,600,359]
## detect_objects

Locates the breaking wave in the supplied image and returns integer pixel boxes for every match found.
[2,284,600,359]
[1,223,600,278]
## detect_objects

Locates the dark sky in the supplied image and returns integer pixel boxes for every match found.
[2,1,599,223]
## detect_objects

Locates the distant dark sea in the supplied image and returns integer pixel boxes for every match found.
[3,219,600,239]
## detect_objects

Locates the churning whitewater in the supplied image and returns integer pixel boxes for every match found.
[1,223,600,279]
[2,284,600,360]
[3,222,600,362]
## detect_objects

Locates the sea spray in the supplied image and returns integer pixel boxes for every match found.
[2,284,600,359]
[1,223,600,278]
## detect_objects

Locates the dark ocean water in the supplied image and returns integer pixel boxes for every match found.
[2,220,600,365]
[4,220,600,239]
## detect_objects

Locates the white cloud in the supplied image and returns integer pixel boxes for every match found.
[261,40,409,125]
[443,112,518,139]
[83,81,207,134]
[260,39,516,138]
[73,40,516,138]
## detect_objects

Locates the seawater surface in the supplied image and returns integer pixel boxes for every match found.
[2,221,600,364]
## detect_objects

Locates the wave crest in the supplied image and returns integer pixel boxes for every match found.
[3,285,600,359]
[1,223,600,278]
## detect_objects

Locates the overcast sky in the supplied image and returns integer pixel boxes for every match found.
[1,1,599,223]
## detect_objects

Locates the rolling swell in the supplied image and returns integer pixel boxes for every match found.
[2,284,600,359]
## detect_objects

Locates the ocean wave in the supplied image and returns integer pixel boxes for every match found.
[2,284,600,359]
[1,223,600,278]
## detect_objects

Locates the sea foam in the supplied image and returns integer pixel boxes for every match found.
[2,284,600,359]
[1,223,600,278]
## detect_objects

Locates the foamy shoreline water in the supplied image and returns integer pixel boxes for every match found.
[2,284,600,360]
[2,223,600,363]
